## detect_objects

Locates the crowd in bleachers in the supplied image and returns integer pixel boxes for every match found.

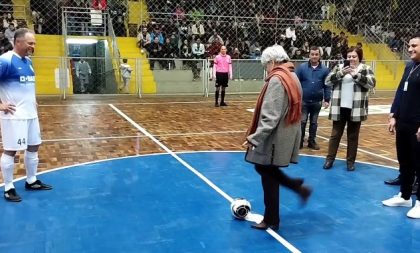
[2,0,418,59]
[136,0,352,68]
[0,1,17,55]
[342,0,420,53]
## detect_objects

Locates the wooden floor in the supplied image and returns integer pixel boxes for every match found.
[0,91,398,183]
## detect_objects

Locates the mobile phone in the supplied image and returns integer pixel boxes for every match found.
[343,60,350,67]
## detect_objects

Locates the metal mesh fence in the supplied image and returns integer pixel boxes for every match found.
[0,0,418,96]
[0,1,418,58]
[132,0,420,60]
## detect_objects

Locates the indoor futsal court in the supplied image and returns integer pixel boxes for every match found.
[0,92,418,253]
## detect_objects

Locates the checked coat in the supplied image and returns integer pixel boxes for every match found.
[325,63,376,121]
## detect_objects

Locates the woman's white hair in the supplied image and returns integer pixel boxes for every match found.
[260,45,290,65]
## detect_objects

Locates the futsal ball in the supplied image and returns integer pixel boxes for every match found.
[231,198,251,220]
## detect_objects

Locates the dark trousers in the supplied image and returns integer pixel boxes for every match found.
[191,57,202,79]
[149,59,167,70]
[326,108,361,164]
[255,164,302,225]
[301,101,322,143]
[396,121,420,200]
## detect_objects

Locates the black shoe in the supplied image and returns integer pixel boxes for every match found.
[25,180,53,191]
[4,188,22,202]
[323,160,334,170]
[251,221,279,231]
[295,178,304,187]
[308,141,320,150]
[347,162,356,171]
[384,176,401,185]
[298,185,312,204]
[412,182,419,195]
[220,102,228,106]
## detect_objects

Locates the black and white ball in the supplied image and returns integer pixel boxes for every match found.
[230,198,251,220]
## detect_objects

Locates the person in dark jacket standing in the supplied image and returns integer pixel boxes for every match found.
[243,45,312,231]
[382,33,420,219]
[296,46,331,150]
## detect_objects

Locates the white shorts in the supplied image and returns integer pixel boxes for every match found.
[0,118,42,151]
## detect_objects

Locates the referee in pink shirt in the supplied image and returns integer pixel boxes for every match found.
[213,46,233,107]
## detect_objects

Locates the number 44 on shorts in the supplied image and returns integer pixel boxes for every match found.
[17,138,26,145]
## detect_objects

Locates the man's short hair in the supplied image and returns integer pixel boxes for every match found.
[310,46,321,53]
[13,28,31,44]
[411,33,420,40]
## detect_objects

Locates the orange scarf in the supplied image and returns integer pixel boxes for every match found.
[246,62,302,137]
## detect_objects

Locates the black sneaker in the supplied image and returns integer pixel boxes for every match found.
[25,180,53,191]
[220,102,228,106]
[4,188,22,202]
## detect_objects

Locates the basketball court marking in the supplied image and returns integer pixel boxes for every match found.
[0,124,387,144]
[0,151,399,188]
[108,103,302,253]
[0,151,409,252]
[38,97,393,108]
[317,123,388,129]
[247,104,391,116]
[315,134,398,164]
[247,104,397,164]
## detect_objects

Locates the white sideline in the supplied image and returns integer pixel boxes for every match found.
[109,104,302,253]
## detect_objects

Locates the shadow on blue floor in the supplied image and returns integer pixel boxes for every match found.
[0,152,419,253]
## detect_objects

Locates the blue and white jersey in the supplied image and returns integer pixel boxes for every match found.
[0,51,37,119]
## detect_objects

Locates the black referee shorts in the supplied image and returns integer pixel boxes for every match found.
[215,72,229,87]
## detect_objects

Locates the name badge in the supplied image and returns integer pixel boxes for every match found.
[404,81,408,91]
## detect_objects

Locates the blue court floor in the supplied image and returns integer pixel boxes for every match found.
[0,152,419,253]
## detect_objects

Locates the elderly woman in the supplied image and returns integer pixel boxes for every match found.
[323,46,376,171]
[244,45,312,231]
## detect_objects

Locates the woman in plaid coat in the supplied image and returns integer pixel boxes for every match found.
[322,46,376,171]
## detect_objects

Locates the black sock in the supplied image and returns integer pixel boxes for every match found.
[215,90,219,103]
[221,90,225,103]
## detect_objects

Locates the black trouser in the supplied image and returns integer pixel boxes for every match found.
[396,121,420,200]
[326,108,361,164]
[255,164,302,225]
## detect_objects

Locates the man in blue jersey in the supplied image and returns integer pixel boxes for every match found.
[0,28,52,202]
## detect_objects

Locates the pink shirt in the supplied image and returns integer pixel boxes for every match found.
[213,54,233,78]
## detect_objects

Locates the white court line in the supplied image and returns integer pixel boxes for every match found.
[1,151,397,188]
[0,125,387,145]
[109,104,302,253]
[317,123,387,129]
[315,134,398,164]
[0,149,395,252]
[3,130,245,143]
[39,101,253,107]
